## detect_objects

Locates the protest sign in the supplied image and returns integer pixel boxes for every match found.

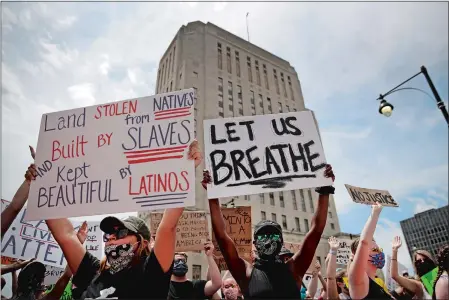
[283,241,316,273]
[149,211,209,251]
[44,266,66,285]
[212,206,252,270]
[203,111,332,199]
[345,184,398,207]
[25,89,195,221]
[1,255,16,265]
[45,280,72,300]
[336,239,352,265]
[1,200,102,268]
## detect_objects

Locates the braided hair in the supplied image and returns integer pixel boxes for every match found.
[432,245,449,300]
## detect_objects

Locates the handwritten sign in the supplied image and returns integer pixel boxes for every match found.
[212,206,252,270]
[345,184,398,207]
[336,239,353,265]
[1,255,16,265]
[1,200,103,268]
[25,89,195,221]
[284,241,316,273]
[149,211,209,251]
[203,111,331,199]
[44,266,65,285]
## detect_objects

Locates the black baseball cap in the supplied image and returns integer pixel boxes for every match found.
[279,246,294,258]
[100,216,151,241]
[254,220,283,237]
[17,261,46,293]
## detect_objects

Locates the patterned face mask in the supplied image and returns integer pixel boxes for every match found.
[369,251,385,269]
[104,242,137,274]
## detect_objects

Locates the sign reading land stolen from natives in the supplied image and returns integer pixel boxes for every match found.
[149,211,209,251]
[25,89,196,221]
[212,206,252,270]
[345,184,398,207]
[203,111,332,199]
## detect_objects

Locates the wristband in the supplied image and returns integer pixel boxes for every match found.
[329,249,337,255]
[391,258,397,261]
[315,186,335,195]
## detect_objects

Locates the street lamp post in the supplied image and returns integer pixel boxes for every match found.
[377,65,449,126]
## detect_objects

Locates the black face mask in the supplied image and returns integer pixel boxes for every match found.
[415,259,436,277]
[173,259,188,277]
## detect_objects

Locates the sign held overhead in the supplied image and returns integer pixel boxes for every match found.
[345,184,398,207]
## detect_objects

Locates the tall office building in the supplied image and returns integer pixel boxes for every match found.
[400,205,448,260]
[139,21,342,279]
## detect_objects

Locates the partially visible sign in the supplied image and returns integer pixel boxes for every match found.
[44,266,65,285]
[336,239,353,265]
[203,111,332,199]
[345,184,398,207]
[283,241,316,273]
[212,207,252,270]
[1,199,103,268]
[149,211,209,251]
[1,255,15,265]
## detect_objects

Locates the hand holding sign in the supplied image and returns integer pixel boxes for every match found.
[202,170,212,190]
[77,221,88,244]
[372,201,383,215]
[204,239,215,257]
[392,236,402,251]
[188,140,203,168]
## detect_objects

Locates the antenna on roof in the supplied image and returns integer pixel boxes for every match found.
[246,12,250,42]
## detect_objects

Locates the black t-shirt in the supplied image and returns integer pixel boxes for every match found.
[167,280,207,299]
[362,277,393,300]
[72,250,172,299]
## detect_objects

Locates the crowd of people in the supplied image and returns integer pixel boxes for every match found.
[1,141,448,299]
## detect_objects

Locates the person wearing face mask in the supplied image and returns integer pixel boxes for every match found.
[412,249,438,296]
[221,277,242,300]
[10,261,47,300]
[168,240,222,299]
[26,141,203,299]
[203,165,335,299]
[278,247,294,264]
[349,202,393,299]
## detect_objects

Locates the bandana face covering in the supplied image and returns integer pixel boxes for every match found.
[369,252,385,269]
[173,259,188,277]
[223,287,239,300]
[105,242,136,274]
[415,258,436,277]
[254,233,282,260]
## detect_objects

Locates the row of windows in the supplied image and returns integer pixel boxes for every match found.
[157,46,177,92]
[404,225,447,239]
[217,77,297,117]
[258,190,325,215]
[260,211,335,232]
[217,42,295,101]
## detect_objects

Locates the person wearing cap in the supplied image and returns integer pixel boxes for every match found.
[279,246,294,264]
[29,141,203,299]
[202,164,335,299]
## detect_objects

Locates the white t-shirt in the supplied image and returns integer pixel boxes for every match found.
[339,292,351,299]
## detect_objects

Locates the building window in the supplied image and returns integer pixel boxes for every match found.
[269,193,275,206]
[165,58,169,83]
[217,43,222,70]
[170,81,173,91]
[273,69,280,94]
[226,47,232,73]
[295,217,300,232]
[172,46,176,72]
[161,64,166,86]
[281,72,287,97]
[331,223,335,230]
[192,265,201,280]
[244,195,249,201]
[288,76,294,100]
[235,51,240,77]
[237,85,243,116]
[278,101,282,113]
[291,191,298,210]
[304,218,309,231]
[250,90,256,115]
[282,215,287,229]
[228,81,234,116]
[263,64,269,89]
[300,190,306,212]
[157,69,161,92]
[267,97,272,113]
[286,105,290,112]
[260,193,265,204]
[247,57,253,82]
[258,94,264,114]
[328,211,333,218]
[218,77,224,117]
[272,213,277,222]
[193,71,198,78]
[280,192,285,208]
[261,211,266,220]
[168,53,172,79]
[308,189,314,212]
[255,60,261,86]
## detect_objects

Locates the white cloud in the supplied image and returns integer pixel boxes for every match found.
[68,83,96,107]
[39,40,78,69]
[54,15,77,30]
[214,2,228,12]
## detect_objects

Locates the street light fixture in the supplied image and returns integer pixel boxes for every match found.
[377,65,449,126]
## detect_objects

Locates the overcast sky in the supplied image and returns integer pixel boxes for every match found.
[2,2,448,275]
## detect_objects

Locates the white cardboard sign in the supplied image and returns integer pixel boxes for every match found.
[344,184,398,207]
[336,239,353,265]
[25,89,195,221]
[1,199,103,268]
[44,266,66,285]
[203,111,332,198]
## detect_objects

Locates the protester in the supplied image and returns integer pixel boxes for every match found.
[203,165,335,299]
[325,236,340,300]
[412,248,438,296]
[168,240,221,299]
[432,245,449,300]
[336,270,351,300]
[278,246,294,263]
[348,202,392,299]
[25,141,202,299]
[305,260,321,299]
[390,236,429,299]
[221,277,243,300]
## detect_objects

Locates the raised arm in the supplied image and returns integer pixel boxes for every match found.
[154,141,202,273]
[1,259,35,275]
[203,171,248,290]
[290,165,334,278]
[306,263,320,298]
[348,202,383,299]
[11,271,18,298]
[326,236,340,300]
[391,236,423,296]
[203,240,222,297]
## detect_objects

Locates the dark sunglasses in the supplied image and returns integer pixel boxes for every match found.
[103,228,129,242]
[256,233,281,241]
[372,247,383,253]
